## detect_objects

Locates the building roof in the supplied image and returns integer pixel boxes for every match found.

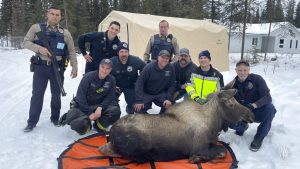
[232,22,297,35]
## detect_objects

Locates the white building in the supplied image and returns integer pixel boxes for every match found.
[229,22,300,54]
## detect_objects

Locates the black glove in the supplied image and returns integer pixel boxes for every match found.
[194,96,207,105]
[59,113,68,126]
[246,103,255,110]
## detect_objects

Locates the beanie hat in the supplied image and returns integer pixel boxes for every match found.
[199,50,211,61]
[117,42,129,53]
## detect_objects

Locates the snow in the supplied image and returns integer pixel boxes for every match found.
[0,48,300,169]
[231,22,300,35]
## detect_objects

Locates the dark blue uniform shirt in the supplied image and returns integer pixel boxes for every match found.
[233,73,272,108]
[78,31,120,66]
[110,55,146,89]
[75,71,116,116]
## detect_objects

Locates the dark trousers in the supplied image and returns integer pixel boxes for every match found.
[27,64,64,125]
[230,103,276,140]
[141,92,167,113]
[121,87,135,114]
[85,62,99,74]
[67,105,121,135]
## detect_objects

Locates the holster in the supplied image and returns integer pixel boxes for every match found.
[29,55,39,72]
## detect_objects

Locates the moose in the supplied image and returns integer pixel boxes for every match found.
[99,89,254,163]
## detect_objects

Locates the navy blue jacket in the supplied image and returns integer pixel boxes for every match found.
[78,31,120,65]
[232,73,272,108]
[172,61,197,95]
[75,71,116,116]
[110,55,146,89]
[135,61,176,102]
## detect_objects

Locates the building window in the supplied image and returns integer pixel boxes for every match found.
[290,40,293,48]
[252,38,258,46]
[279,39,284,48]
[296,40,298,49]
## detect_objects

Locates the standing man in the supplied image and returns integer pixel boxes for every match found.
[185,50,224,104]
[61,59,121,135]
[78,21,121,73]
[171,48,197,101]
[110,42,146,114]
[23,7,78,132]
[144,20,179,63]
[224,60,276,152]
[135,50,176,114]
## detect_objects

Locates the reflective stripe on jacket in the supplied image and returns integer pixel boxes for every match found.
[186,73,221,99]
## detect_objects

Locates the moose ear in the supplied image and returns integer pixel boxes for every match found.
[218,89,237,101]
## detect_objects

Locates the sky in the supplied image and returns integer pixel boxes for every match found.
[0,48,299,169]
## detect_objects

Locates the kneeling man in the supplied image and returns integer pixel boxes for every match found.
[61,59,121,135]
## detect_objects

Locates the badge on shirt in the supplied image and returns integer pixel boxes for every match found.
[127,66,133,72]
[165,70,171,77]
[112,44,118,50]
[96,87,104,94]
[57,42,65,49]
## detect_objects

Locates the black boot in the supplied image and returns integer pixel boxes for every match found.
[249,136,263,152]
[24,124,36,132]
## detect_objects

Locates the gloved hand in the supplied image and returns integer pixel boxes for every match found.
[59,113,68,126]
[246,103,255,110]
[194,96,207,105]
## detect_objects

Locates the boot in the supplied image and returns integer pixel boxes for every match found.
[249,136,263,152]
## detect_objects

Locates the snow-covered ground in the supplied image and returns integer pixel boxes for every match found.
[0,48,299,169]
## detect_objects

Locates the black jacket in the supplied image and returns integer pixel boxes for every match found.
[75,71,116,116]
[135,61,176,102]
[110,55,146,89]
[172,61,197,95]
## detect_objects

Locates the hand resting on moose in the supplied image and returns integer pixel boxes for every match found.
[99,89,254,163]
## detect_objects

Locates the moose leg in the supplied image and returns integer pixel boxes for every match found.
[189,144,227,163]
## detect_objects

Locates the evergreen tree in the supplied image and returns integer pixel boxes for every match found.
[253,8,260,23]
[261,0,274,22]
[295,2,300,28]
[0,0,12,36]
[286,0,296,24]
[273,0,284,22]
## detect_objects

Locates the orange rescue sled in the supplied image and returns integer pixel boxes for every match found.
[58,133,238,169]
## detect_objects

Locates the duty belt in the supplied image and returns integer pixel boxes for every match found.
[39,59,63,66]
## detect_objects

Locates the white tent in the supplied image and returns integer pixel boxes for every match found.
[99,10,229,71]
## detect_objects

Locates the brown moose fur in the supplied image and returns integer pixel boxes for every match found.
[99,89,254,163]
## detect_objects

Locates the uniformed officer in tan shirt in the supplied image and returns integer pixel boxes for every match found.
[23,6,78,132]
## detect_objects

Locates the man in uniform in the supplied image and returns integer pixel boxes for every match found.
[171,48,197,101]
[78,21,121,73]
[23,6,78,132]
[224,60,276,152]
[61,59,121,135]
[185,50,224,104]
[144,20,179,63]
[110,42,146,114]
[135,50,176,114]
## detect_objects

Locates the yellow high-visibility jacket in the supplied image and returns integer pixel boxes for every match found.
[185,66,224,99]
